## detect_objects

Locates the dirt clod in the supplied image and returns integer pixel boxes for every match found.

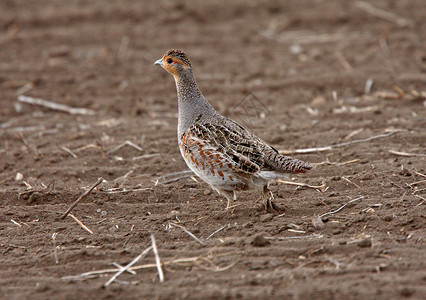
[357,238,373,248]
[260,214,274,222]
[251,234,270,247]
[382,215,394,222]
[399,168,412,176]
[399,287,414,297]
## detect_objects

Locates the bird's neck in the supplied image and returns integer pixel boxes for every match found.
[174,70,215,137]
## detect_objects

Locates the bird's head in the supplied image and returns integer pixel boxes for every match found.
[154,49,192,78]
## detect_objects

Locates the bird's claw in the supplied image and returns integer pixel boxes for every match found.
[263,191,281,214]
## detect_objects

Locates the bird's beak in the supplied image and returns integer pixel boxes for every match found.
[154,58,163,66]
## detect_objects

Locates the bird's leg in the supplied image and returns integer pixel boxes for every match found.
[226,195,233,211]
[223,190,237,212]
[263,185,278,213]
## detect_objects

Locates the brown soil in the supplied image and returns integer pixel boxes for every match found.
[1,1,425,299]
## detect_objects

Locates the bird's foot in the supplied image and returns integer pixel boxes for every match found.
[262,191,283,214]
[225,198,238,213]
[225,204,237,213]
[264,198,279,214]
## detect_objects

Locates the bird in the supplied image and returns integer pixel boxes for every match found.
[154,49,312,212]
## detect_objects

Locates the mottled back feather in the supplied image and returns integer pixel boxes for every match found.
[185,116,311,176]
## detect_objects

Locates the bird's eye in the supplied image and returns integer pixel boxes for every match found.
[167,58,173,64]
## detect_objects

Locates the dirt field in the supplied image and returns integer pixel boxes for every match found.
[1,0,425,299]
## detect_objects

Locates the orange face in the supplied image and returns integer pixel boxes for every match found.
[159,55,190,77]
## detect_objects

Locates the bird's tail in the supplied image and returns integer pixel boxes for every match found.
[266,151,312,173]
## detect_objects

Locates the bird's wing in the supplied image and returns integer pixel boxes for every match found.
[187,118,311,174]
[184,120,263,175]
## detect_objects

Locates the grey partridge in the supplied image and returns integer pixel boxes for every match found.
[155,49,311,212]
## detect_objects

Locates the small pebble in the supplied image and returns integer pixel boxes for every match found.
[310,96,326,107]
[365,208,375,214]
[15,172,24,181]
[289,44,303,54]
[312,217,325,230]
